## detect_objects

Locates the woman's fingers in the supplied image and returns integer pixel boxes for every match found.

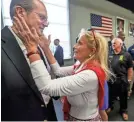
[39,34,51,48]
[13,15,40,50]
[13,16,29,41]
[48,35,51,41]
[13,22,24,40]
[13,16,24,32]
[17,14,31,33]
[31,28,38,37]
[48,34,51,44]
[13,22,19,34]
[31,27,40,44]
[12,26,18,35]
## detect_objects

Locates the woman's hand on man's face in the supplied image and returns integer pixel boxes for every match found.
[12,14,40,52]
[12,14,51,52]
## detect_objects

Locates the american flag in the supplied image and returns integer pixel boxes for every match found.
[90,13,113,37]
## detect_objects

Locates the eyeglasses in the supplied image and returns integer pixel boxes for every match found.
[34,12,48,23]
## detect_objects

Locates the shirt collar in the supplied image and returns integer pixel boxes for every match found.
[8,26,26,51]
[113,50,124,55]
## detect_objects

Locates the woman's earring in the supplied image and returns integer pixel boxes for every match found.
[89,54,92,57]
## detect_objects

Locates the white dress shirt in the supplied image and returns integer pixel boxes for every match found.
[30,60,99,120]
[8,27,51,105]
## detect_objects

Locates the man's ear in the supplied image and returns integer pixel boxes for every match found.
[15,6,26,17]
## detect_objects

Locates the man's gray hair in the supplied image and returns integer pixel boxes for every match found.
[112,38,123,46]
[10,0,34,20]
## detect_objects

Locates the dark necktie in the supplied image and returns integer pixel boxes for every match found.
[37,46,47,68]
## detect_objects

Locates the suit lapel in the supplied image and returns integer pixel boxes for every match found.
[1,26,44,103]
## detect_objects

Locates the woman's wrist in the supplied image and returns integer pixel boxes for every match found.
[26,46,38,53]
[28,54,41,63]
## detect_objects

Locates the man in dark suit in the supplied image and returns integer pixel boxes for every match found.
[108,34,114,56]
[54,39,64,66]
[1,0,57,121]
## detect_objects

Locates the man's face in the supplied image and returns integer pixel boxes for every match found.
[23,0,48,35]
[54,40,59,46]
[119,35,125,41]
[118,32,125,41]
[112,40,122,50]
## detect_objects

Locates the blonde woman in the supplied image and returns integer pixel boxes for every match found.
[13,15,112,121]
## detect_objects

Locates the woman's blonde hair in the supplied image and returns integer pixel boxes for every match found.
[78,28,112,80]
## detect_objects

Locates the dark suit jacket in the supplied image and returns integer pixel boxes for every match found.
[54,45,64,66]
[1,26,57,121]
[122,42,127,52]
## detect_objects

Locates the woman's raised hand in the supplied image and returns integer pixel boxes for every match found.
[12,14,40,53]
[39,34,51,50]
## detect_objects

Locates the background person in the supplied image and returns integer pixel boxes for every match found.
[108,34,114,56]
[118,31,127,52]
[128,43,134,97]
[53,39,64,66]
[107,38,133,121]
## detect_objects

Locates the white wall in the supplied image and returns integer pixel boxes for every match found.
[64,0,134,66]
